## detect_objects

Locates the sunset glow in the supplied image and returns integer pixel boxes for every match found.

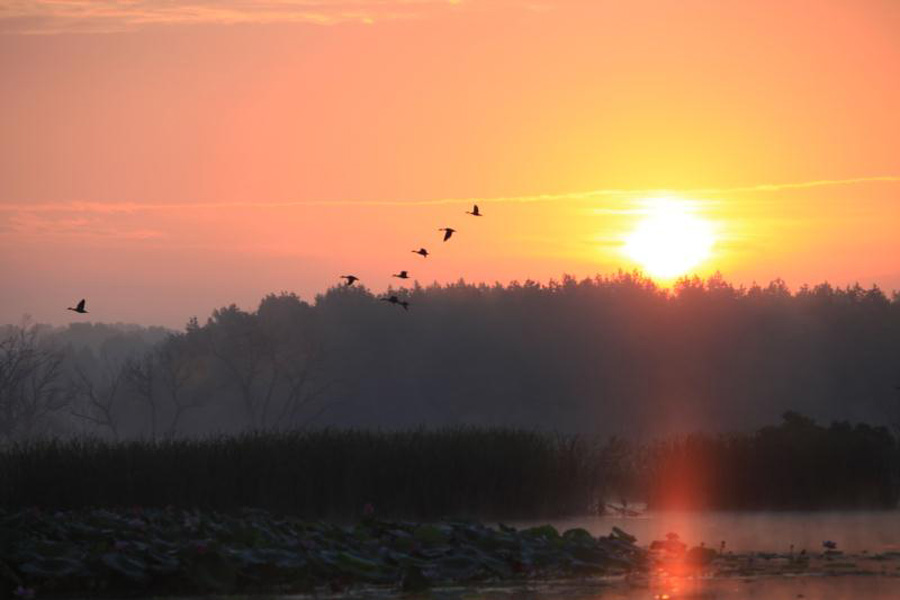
[623,198,716,280]
[0,2,899,326]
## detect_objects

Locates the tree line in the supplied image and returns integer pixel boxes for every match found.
[3,272,900,440]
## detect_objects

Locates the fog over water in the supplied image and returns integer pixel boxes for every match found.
[528,511,900,553]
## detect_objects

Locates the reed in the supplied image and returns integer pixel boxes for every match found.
[0,428,611,519]
[2,416,896,516]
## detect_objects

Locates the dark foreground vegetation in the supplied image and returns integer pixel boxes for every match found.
[0,507,647,598]
[5,273,900,440]
[641,412,900,510]
[0,430,609,519]
[2,416,898,516]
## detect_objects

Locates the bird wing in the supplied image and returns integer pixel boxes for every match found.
[77,299,85,311]
[443,230,452,241]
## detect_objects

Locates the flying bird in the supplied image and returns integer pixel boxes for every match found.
[466,204,482,217]
[67,299,88,314]
[381,295,410,311]
[340,275,359,286]
[412,248,429,257]
[439,228,456,242]
[393,271,410,279]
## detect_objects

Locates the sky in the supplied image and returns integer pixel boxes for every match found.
[1,0,899,328]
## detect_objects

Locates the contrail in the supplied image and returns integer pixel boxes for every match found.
[2,175,899,213]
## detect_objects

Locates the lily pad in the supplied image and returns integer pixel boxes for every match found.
[19,556,84,579]
[101,552,149,582]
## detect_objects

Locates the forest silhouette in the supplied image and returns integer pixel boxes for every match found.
[2,272,900,440]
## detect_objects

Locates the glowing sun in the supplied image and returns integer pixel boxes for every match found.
[623,197,716,279]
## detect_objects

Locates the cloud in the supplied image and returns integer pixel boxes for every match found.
[0,210,165,240]
[1,175,898,217]
[0,0,468,34]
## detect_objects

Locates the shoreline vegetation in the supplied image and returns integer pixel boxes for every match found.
[1,508,649,597]
[2,415,898,516]
[4,507,900,599]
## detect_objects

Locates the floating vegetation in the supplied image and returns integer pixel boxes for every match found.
[0,508,648,597]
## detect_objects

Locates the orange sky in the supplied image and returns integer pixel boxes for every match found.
[1,0,899,327]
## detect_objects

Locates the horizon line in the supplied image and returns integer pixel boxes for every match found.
[5,269,899,329]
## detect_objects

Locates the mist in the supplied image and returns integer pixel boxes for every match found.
[3,272,899,441]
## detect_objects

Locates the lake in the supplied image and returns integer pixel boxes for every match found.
[518,509,900,553]
[296,511,900,599]
[304,575,900,599]
[424,576,900,599]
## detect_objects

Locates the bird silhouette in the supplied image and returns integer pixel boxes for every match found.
[381,295,410,311]
[393,271,410,279]
[439,228,456,242]
[466,204,482,217]
[340,275,359,286]
[67,299,88,314]
[412,248,429,257]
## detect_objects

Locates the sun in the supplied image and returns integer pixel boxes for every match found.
[623,197,716,280]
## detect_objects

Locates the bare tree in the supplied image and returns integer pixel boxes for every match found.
[204,306,273,429]
[124,337,207,439]
[0,326,68,441]
[203,300,336,431]
[273,341,336,429]
[124,352,159,440]
[69,363,125,439]
[156,341,206,439]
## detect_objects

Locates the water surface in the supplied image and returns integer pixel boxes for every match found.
[308,576,900,600]
[519,510,900,553]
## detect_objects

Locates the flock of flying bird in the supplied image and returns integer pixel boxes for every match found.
[339,203,483,311]
[65,204,483,317]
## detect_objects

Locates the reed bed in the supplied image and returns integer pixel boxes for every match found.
[0,429,612,519]
[2,418,897,516]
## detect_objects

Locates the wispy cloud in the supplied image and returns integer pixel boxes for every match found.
[1,175,898,216]
[0,0,468,34]
[2,211,165,240]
